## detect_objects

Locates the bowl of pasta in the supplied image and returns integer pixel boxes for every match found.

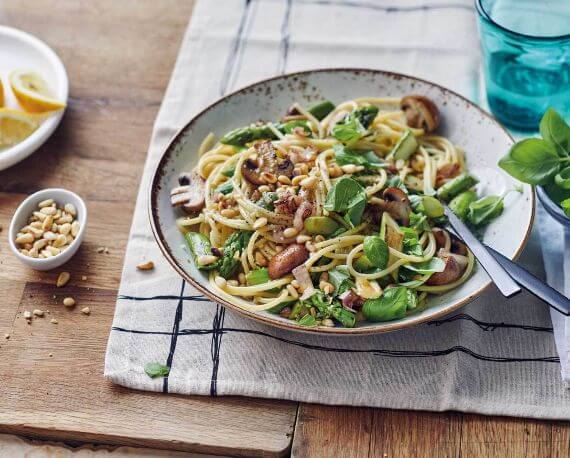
[149,69,534,334]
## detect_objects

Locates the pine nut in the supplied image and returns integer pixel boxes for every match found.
[314,235,325,243]
[261,172,277,184]
[28,248,39,258]
[220,208,238,218]
[214,276,227,288]
[41,249,53,258]
[322,318,335,327]
[253,217,268,229]
[20,249,29,256]
[30,221,42,229]
[33,211,47,221]
[283,227,298,238]
[64,203,77,216]
[197,254,218,266]
[56,271,71,287]
[305,241,317,252]
[46,246,61,256]
[300,176,318,189]
[43,231,57,241]
[40,206,57,215]
[50,319,58,324]
[137,261,155,270]
[23,310,32,319]
[278,175,291,185]
[71,221,80,237]
[42,215,53,231]
[296,234,311,244]
[59,223,71,235]
[38,199,54,208]
[33,239,47,250]
[292,175,307,186]
[81,307,90,315]
[33,309,44,317]
[53,234,67,248]
[319,281,334,295]
[258,185,271,193]
[340,164,357,174]
[51,223,58,233]
[15,233,34,245]
[63,297,76,307]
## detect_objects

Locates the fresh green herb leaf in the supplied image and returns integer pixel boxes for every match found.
[215,180,233,195]
[246,268,270,286]
[498,138,563,185]
[386,175,408,193]
[301,290,356,327]
[401,227,423,256]
[330,306,356,328]
[561,198,570,217]
[539,108,570,157]
[353,106,379,128]
[409,212,430,232]
[278,120,312,136]
[333,144,385,170]
[363,236,389,269]
[362,286,408,322]
[402,258,446,274]
[298,314,317,327]
[256,192,278,210]
[327,266,355,296]
[468,195,504,226]
[145,362,170,378]
[324,177,367,227]
[405,288,419,310]
[332,114,366,143]
[554,166,570,190]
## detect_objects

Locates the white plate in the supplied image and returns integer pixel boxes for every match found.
[149,69,535,335]
[0,26,68,171]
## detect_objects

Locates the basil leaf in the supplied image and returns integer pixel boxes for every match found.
[324,177,367,226]
[498,138,561,185]
[333,144,385,169]
[561,198,570,218]
[246,268,270,286]
[332,114,366,143]
[401,227,423,256]
[328,266,355,296]
[145,363,170,378]
[403,258,446,274]
[540,108,570,157]
[298,314,317,327]
[405,288,419,310]
[362,286,408,322]
[353,106,379,128]
[554,166,570,190]
[409,212,430,232]
[363,236,389,269]
[468,195,504,226]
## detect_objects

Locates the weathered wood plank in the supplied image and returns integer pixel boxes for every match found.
[552,421,570,457]
[291,405,374,457]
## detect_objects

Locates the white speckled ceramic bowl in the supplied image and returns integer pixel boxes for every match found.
[149,69,535,335]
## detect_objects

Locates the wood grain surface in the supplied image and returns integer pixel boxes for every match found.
[0,1,568,457]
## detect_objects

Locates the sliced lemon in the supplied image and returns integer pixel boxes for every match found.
[0,79,4,107]
[0,108,40,147]
[10,69,66,113]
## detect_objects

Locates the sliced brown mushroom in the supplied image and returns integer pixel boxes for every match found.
[341,290,365,311]
[432,228,468,256]
[170,171,206,213]
[426,249,468,286]
[268,243,309,279]
[241,141,294,185]
[370,187,412,227]
[401,95,440,133]
[436,163,461,187]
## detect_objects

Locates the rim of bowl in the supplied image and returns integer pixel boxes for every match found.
[8,188,87,266]
[536,186,570,227]
[0,26,69,168]
[148,67,536,335]
[476,0,570,42]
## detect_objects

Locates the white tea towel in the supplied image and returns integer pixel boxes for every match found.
[105,0,570,418]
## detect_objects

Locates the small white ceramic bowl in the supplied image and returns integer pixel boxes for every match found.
[9,188,87,271]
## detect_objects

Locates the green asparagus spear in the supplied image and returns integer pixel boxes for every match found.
[184,232,218,269]
[436,173,479,202]
[308,100,336,120]
[449,190,477,221]
[220,124,276,146]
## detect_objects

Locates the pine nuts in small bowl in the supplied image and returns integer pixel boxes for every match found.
[8,188,87,271]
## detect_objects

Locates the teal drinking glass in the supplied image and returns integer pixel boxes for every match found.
[476,0,570,131]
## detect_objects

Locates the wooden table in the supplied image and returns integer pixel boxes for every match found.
[0,2,568,456]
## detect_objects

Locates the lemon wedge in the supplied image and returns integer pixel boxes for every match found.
[0,108,40,147]
[10,69,66,113]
